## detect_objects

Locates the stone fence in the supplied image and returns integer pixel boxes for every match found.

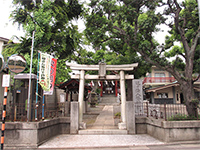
[2,117,70,149]
[136,117,200,142]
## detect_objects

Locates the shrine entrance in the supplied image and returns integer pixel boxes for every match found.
[66,62,138,131]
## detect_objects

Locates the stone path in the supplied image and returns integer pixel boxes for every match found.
[38,134,164,149]
[89,105,117,129]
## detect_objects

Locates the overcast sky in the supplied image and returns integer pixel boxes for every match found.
[0,0,25,42]
[0,0,169,44]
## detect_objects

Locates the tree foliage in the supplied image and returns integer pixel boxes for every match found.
[3,0,83,84]
[83,0,200,116]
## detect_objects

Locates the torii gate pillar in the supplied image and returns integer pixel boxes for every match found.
[78,70,85,125]
[120,70,126,124]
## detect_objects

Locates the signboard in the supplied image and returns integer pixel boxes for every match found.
[2,75,10,87]
[44,58,57,95]
[38,52,57,95]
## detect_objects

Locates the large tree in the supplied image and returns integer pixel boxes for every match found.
[3,0,82,84]
[84,0,200,116]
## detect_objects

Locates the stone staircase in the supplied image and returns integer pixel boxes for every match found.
[79,95,127,135]
[78,129,127,135]
[99,94,119,106]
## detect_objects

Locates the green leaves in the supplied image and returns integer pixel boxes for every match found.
[164,45,184,58]
[6,0,83,84]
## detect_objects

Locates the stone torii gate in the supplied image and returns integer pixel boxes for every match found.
[66,62,138,129]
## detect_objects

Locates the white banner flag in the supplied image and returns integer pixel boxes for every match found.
[38,52,53,92]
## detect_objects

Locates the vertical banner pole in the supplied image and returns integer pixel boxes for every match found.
[1,69,9,150]
[35,52,40,121]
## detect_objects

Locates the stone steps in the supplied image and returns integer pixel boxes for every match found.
[78,129,127,135]
[100,95,118,105]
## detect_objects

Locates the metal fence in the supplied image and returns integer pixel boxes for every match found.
[1,101,199,122]
[135,102,200,120]
[0,102,66,122]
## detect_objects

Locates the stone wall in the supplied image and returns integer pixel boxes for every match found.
[136,117,200,143]
[2,117,70,149]
[2,116,200,149]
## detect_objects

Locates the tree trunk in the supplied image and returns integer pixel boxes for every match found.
[180,81,197,117]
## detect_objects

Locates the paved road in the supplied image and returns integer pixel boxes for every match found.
[6,143,200,150]
[38,134,164,149]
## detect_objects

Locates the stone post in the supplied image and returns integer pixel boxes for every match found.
[70,102,79,134]
[126,101,135,134]
[64,101,70,116]
[78,70,86,129]
[118,70,126,129]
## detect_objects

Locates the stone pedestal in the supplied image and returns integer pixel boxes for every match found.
[79,122,86,130]
[118,122,126,130]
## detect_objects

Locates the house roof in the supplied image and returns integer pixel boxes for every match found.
[145,83,179,93]
[0,37,9,43]
[58,79,92,91]
[194,86,200,92]
[145,82,200,93]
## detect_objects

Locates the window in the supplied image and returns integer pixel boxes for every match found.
[157,93,168,98]
[155,73,165,77]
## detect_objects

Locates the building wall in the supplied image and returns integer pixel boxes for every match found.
[0,40,7,104]
[0,41,4,54]
[150,66,171,77]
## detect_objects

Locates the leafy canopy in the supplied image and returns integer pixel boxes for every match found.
[3,0,83,84]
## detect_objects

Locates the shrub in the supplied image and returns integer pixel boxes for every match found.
[168,113,200,121]
[114,112,121,119]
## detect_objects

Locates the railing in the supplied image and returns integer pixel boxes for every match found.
[135,102,200,121]
[143,77,176,84]
[0,102,66,122]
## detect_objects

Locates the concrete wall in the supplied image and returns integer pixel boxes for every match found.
[2,116,200,148]
[136,117,200,143]
[2,117,70,149]
[0,41,4,53]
